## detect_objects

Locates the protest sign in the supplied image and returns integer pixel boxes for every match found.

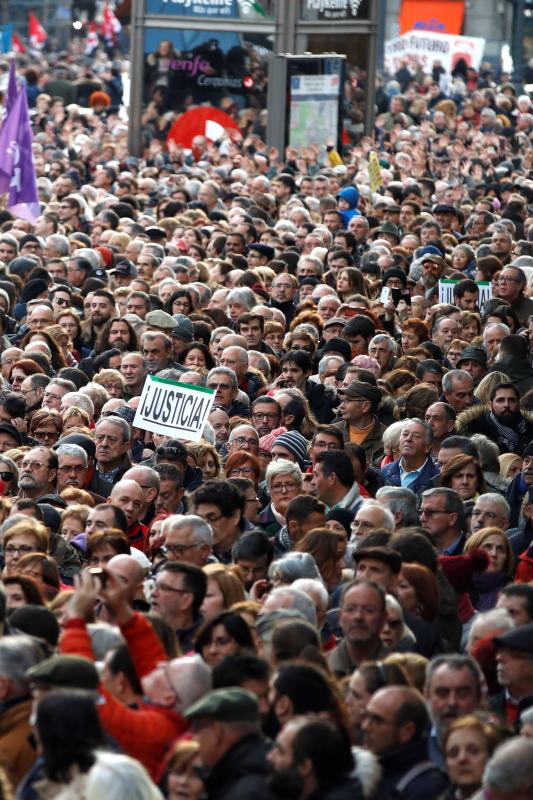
[133,376,215,442]
[438,279,492,311]
[384,31,485,75]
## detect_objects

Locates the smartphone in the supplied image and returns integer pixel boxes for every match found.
[88,567,107,587]
[380,287,391,304]
[391,288,402,306]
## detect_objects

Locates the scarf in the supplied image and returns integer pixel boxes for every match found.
[490,411,526,452]
[472,570,508,611]
[277,525,293,553]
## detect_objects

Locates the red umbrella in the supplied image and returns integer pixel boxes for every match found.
[167,107,241,150]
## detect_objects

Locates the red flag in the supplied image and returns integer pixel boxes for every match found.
[12,34,26,54]
[85,21,99,55]
[28,13,48,48]
[102,4,121,45]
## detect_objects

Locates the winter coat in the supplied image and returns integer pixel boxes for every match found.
[0,696,36,790]
[381,457,440,495]
[203,734,271,800]
[307,776,364,800]
[336,186,361,228]
[333,417,386,466]
[492,355,533,398]
[60,613,187,779]
[306,379,337,423]
[376,736,449,800]
[456,403,533,456]
[508,518,533,557]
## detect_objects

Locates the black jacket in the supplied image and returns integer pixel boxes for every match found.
[306,380,336,424]
[203,734,270,800]
[377,737,449,800]
[307,776,363,800]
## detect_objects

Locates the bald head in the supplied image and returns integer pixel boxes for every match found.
[107,554,144,601]
[219,345,249,380]
[109,479,144,527]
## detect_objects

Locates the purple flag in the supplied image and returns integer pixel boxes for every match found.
[6,60,18,113]
[0,83,39,222]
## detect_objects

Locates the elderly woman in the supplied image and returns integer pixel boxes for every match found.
[29,409,64,447]
[93,369,126,399]
[380,420,405,467]
[62,405,91,433]
[464,527,514,610]
[258,459,304,537]
[60,504,91,543]
[451,243,476,275]
[401,318,430,352]
[380,594,415,651]
[268,551,322,586]
[187,442,222,481]
[442,716,502,799]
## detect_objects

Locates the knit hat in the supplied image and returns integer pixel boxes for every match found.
[259,426,287,454]
[382,268,407,288]
[21,278,48,304]
[9,606,60,648]
[322,337,352,362]
[326,507,355,535]
[351,355,381,377]
[274,430,309,469]
[438,549,489,593]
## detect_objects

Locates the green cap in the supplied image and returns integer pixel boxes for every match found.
[184,688,259,723]
[26,655,99,690]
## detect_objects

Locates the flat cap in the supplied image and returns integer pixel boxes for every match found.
[145,310,177,331]
[433,204,459,217]
[338,380,382,405]
[185,687,259,723]
[26,654,99,690]
[247,243,275,260]
[421,254,445,268]
[353,546,402,574]
[494,623,533,654]
[171,313,194,342]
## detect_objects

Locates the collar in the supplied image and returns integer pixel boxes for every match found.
[399,456,429,478]
[442,531,466,556]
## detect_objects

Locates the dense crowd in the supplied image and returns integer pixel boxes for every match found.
[0,40,533,800]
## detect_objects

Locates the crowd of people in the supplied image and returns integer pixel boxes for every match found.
[1,38,533,800]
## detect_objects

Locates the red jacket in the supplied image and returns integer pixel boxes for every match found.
[60,613,187,778]
[515,547,533,583]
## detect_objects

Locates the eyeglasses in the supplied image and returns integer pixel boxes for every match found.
[208,383,232,391]
[498,276,520,283]
[43,392,62,401]
[20,460,47,470]
[53,297,69,306]
[231,437,258,448]
[34,430,60,440]
[153,580,191,595]
[163,543,199,558]
[270,482,298,494]
[230,466,254,477]
[419,507,448,517]
[4,544,36,556]
[251,412,279,421]
[58,464,86,474]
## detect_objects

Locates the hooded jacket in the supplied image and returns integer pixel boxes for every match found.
[336,186,361,228]
[456,403,533,456]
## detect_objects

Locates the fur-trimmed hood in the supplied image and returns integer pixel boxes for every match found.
[456,402,533,434]
[351,747,382,799]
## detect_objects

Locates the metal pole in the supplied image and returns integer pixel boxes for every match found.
[128,0,144,158]
[512,0,525,86]
[364,0,378,136]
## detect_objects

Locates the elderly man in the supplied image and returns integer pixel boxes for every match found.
[492,624,533,727]
[123,465,160,526]
[94,417,132,483]
[26,304,54,331]
[375,486,420,528]
[381,419,440,494]
[185,688,270,800]
[482,737,533,800]
[109,479,148,550]
[120,352,148,399]
[483,322,510,364]
[471,493,511,534]
[420,487,466,554]
[351,500,396,538]
[206,367,249,418]
[56,443,90,493]
[17,446,58,500]
[327,579,388,677]
[497,264,533,324]
[141,331,181,375]
[442,370,474,414]
[162,514,213,567]
[424,402,456,456]
[227,424,259,457]
[220,344,261,402]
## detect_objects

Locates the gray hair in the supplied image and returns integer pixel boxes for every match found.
[95,415,131,443]
[62,392,94,418]
[264,586,317,626]
[207,366,238,390]
[226,287,256,310]
[167,654,213,712]
[422,487,465,527]
[376,486,419,527]
[210,326,233,343]
[76,247,101,269]
[249,351,270,380]
[46,234,70,257]
[483,737,533,795]
[87,623,124,660]
[0,635,44,691]
[318,355,344,376]
[269,552,321,583]
[56,443,88,466]
[358,499,396,531]
[265,458,303,490]
[382,420,406,451]
[291,577,329,611]
[370,333,396,352]
[470,434,500,473]
[467,608,514,653]
[85,751,165,800]
[483,322,510,340]
[442,369,473,393]
[474,493,510,520]
[162,514,213,547]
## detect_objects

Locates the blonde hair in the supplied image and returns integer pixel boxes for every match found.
[203,563,245,608]
[499,452,522,480]
[464,526,515,578]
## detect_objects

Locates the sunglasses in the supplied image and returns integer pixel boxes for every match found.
[0,471,13,481]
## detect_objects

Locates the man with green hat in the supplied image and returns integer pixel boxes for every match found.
[185,687,270,800]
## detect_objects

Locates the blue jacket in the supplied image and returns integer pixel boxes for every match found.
[336,186,361,228]
[381,458,440,495]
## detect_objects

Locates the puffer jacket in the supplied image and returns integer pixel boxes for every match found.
[456,403,533,456]
[60,613,187,779]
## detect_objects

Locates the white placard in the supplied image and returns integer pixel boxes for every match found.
[384,31,485,75]
[133,375,215,442]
